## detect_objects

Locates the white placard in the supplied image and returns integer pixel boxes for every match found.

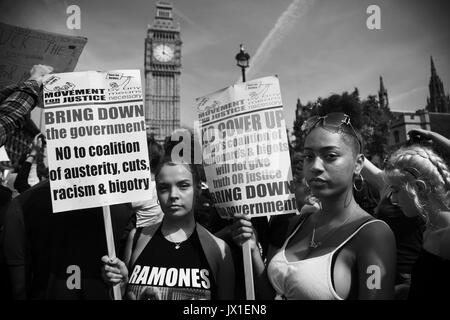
[197,76,296,219]
[43,70,152,213]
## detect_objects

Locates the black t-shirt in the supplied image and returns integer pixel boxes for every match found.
[409,249,450,300]
[376,196,425,277]
[126,226,217,300]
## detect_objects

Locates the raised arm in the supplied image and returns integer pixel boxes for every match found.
[408,128,450,154]
[0,65,53,147]
[362,158,386,193]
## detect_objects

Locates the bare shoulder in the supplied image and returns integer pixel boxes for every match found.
[354,216,395,251]
[349,206,394,245]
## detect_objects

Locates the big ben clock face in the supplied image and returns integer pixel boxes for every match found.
[153,44,174,62]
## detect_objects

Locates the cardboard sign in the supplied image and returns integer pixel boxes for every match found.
[0,22,87,165]
[197,76,296,219]
[43,70,153,213]
[0,22,87,88]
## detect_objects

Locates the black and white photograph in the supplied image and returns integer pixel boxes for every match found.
[0,0,449,311]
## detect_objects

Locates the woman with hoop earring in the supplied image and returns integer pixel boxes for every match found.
[231,113,396,300]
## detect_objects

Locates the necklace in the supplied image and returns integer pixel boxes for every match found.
[173,242,182,250]
[309,212,353,249]
[165,228,195,250]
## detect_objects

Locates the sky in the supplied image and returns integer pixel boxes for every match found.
[1,0,449,133]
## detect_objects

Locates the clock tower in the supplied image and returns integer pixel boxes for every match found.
[145,1,182,143]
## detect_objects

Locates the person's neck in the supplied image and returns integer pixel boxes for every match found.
[161,214,196,238]
[318,190,359,224]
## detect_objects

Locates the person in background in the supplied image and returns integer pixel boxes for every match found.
[0,168,12,212]
[131,137,164,228]
[362,128,449,299]
[2,180,134,299]
[14,133,48,194]
[0,65,53,148]
[362,157,424,299]
[384,143,449,299]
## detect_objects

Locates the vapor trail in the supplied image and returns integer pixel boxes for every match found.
[241,0,315,82]
[173,7,199,29]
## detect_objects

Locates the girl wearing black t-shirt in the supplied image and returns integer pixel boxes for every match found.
[101,157,235,300]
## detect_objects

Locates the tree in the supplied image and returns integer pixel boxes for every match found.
[360,95,393,162]
[292,89,362,152]
[291,89,393,161]
[291,101,320,152]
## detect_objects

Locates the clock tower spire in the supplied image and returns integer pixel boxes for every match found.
[145,1,182,143]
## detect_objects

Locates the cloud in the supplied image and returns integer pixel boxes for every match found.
[171,6,222,56]
[243,0,316,82]
[173,6,199,29]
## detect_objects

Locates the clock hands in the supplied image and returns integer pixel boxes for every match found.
[154,44,173,62]
[163,45,172,58]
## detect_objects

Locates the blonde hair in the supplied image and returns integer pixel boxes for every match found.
[385,145,450,223]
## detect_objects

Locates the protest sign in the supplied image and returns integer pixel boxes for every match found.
[197,76,295,300]
[43,70,152,213]
[0,22,87,88]
[197,76,296,219]
[0,22,87,166]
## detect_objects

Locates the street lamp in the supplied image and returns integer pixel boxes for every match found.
[235,43,254,300]
[235,44,250,82]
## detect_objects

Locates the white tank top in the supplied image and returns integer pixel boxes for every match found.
[267,218,385,300]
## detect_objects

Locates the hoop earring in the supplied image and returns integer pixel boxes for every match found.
[353,173,364,192]
[303,178,309,188]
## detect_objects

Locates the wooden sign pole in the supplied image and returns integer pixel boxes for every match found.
[243,240,255,300]
[102,205,122,300]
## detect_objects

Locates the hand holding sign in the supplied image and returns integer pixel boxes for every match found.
[231,213,258,249]
[29,64,54,85]
[101,255,128,299]
[101,255,128,285]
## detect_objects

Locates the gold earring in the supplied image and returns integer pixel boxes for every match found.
[303,178,309,188]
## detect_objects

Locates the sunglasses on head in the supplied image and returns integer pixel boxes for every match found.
[301,112,362,152]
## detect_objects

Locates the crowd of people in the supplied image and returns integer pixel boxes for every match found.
[0,65,449,300]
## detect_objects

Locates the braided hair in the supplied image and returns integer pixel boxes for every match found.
[385,144,450,223]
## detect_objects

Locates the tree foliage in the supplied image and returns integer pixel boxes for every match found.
[291,89,393,160]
